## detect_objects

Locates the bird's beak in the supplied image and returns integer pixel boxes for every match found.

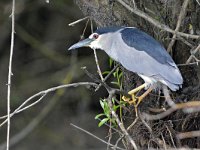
[68,38,93,50]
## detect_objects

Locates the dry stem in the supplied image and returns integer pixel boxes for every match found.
[167,0,190,53]
[116,0,200,39]
[0,82,97,127]
[70,123,125,150]
[7,0,15,149]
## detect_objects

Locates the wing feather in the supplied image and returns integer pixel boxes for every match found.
[110,29,183,86]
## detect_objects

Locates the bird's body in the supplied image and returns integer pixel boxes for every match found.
[69,27,183,92]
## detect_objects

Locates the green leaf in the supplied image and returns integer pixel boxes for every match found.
[99,100,104,109]
[113,72,117,77]
[112,98,115,104]
[113,105,120,111]
[116,67,119,73]
[103,102,110,117]
[98,118,109,127]
[119,72,123,79]
[109,58,114,68]
[95,113,105,119]
[110,118,117,126]
[111,81,120,86]
[102,71,110,75]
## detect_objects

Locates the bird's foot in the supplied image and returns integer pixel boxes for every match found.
[122,94,139,116]
[122,94,137,105]
[122,85,153,117]
[122,83,146,105]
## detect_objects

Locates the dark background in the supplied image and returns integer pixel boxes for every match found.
[0,0,110,149]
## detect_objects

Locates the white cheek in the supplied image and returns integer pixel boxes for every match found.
[89,40,102,49]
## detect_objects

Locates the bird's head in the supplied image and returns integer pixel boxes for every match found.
[68,32,102,50]
[68,27,123,51]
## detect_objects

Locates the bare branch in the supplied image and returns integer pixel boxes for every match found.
[116,0,200,39]
[70,123,125,150]
[186,44,200,64]
[177,61,200,66]
[143,101,200,120]
[7,0,15,149]
[177,36,193,48]
[132,0,137,8]
[96,118,123,135]
[0,82,97,127]
[162,85,175,107]
[127,117,139,131]
[93,48,104,81]
[68,16,89,26]
[107,91,138,150]
[0,92,57,150]
[167,0,190,52]
[95,64,120,91]
[177,130,200,139]
[196,0,200,6]
[114,136,125,150]
[107,121,113,150]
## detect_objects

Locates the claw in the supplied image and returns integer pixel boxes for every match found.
[122,94,136,105]
[122,83,154,116]
[122,83,146,105]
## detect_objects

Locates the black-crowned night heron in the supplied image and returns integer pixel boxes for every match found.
[68,27,183,107]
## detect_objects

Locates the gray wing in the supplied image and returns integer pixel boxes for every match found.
[120,27,175,66]
[110,28,183,86]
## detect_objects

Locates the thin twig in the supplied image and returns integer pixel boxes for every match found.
[143,101,200,120]
[68,16,89,26]
[70,123,125,150]
[127,117,138,131]
[90,19,93,33]
[162,85,175,107]
[80,18,90,39]
[177,130,200,139]
[81,67,131,98]
[114,136,125,150]
[196,0,200,6]
[177,61,200,66]
[165,124,176,148]
[116,0,200,39]
[90,20,105,81]
[186,44,200,64]
[81,67,111,91]
[7,0,15,150]
[167,0,190,53]
[107,121,112,150]
[0,82,97,127]
[132,0,137,8]
[95,64,120,91]
[177,36,193,48]
[0,92,59,150]
[139,112,152,133]
[161,133,167,150]
[108,91,138,150]
[97,118,123,134]
[93,48,104,81]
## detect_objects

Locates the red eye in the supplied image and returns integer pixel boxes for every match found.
[93,34,99,39]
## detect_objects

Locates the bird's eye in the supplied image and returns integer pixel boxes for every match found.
[93,33,99,39]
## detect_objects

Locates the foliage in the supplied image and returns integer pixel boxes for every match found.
[95,98,125,127]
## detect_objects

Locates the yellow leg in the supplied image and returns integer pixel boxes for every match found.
[128,83,146,95]
[122,83,153,117]
[136,87,153,107]
[122,83,146,105]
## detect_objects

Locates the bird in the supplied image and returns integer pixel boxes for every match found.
[68,26,183,108]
